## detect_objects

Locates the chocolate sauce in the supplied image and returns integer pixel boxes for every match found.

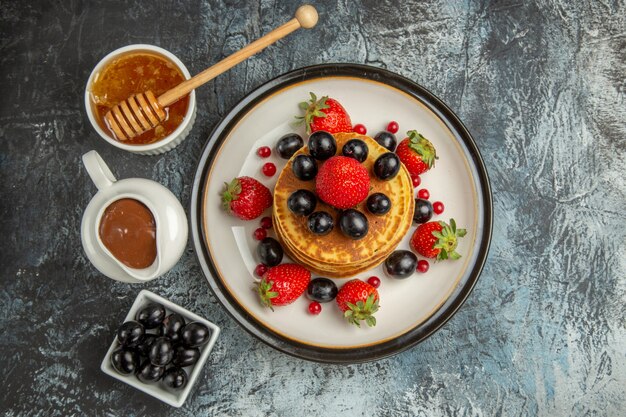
[99,198,157,269]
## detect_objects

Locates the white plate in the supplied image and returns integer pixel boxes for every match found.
[191,64,492,363]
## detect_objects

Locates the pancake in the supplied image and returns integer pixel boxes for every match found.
[273,202,408,272]
[272,133,414,278]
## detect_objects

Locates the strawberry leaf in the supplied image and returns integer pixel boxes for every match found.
[257,279,278,311]
[296,92,331,134]
[433,219,467,262]
[343,293,378,327]
[406,130,438,168]
[220,178,242,211]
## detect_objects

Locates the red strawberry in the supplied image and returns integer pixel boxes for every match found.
[221,176,272,220]
[315,156,370,209]
[395,130,438,177]
[410,218,467,261]
[257,264,311,310]
[336,279,379,327]
[296,92,352,134]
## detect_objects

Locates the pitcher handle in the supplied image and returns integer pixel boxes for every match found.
[82,150,116,190]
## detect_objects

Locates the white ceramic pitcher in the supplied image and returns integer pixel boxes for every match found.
[80,150,188,283]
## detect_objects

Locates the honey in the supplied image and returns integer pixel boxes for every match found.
[89,51,190,144]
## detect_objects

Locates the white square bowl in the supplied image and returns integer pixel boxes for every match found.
[101,290,220,407]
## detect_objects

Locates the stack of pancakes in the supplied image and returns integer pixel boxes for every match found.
[273,132,414,278]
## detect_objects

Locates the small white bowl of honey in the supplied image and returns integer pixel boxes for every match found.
[85,44,196,155]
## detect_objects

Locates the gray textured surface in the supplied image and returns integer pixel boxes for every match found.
[1,0,625,415]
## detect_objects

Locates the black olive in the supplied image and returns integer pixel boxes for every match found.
[181,322,211,348]
[148,336,174,366]
[162,367,188,390]
[117,321,144,347]
[172,345,201,367]
[110,347,139,375]
[136,303,166,329]
[136,360,165,383]
[159,313,186,344]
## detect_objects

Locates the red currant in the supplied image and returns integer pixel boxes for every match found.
[255,264,268,277]
[417,260,429,273]
[367,276,381,288]
[433,201,444,215]
[387,121,399,134]
[411,175,421,188]
[260,216,272,229]
[417,189,430,199]
[353,124,367,135]
[253,228,267,241]
[308,301,322,315]
[257,146,271,158]
[262,162,276,177]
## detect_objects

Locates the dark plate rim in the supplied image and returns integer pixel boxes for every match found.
[190,63,493,364]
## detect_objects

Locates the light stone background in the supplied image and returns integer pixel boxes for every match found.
[1,0,625,415]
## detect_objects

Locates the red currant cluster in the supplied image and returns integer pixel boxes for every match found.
[256,146,276,177]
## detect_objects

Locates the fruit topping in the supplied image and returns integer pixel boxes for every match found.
[292,154,318,181]
[396,130,437,177]
[163,367,188,390]
[373,152,400,180]
[159,313,186,344]
[148,336,174,366]
[308,301,322,315]
[172,345,201,367]
[111,347,139,375]
[353,123,367,135]
[221,176,272,220]
[374,131,397,152]
[117,321,144,347]
[181,322,211,348]
[411,175,421,187]
[338,209,369,240]
[276,133,304,159]
[384,250,417,279]
[341,138,369,163]
[257,237,284,266]
[307,211,334,235]
[255,263,268,277]
[413,198,433,224]
[253,227,267,241]
[367,276,381,288]
[262,162,276,177]
[296,92,352,134]
[410,218,467,260]
[260,216,272,229]
[316,156,370,209]
[257,263,311,310]
[336,279,379,327]
[433,201,444,215]
[136,303,166,329]
[417,188,430,199]
[308,130,337,161]
[136,360,165,383]
[306,277,338,303]
[287,189,317,216]
[366,193,391,215]
[417,259,430,273]
[387,121,399,134]
[257,146,271,158]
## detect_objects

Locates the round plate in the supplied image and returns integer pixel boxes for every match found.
[191,64,492,363]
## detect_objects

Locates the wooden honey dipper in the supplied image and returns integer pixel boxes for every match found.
[104,5,318,141]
